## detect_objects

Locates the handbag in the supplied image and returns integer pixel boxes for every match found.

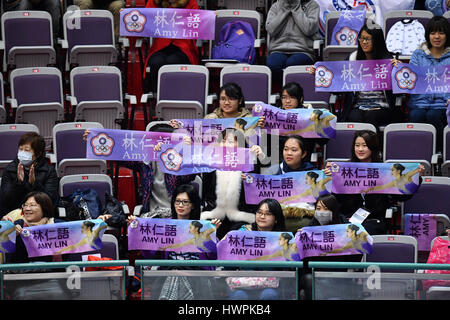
[226,277,279,290]
[422,237,450,291]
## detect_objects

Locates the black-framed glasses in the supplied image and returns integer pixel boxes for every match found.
[256,210,273,217]
[174,199,191,206]
[358,37,373,43]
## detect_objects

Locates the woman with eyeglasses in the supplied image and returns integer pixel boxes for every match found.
[340,21,401,130]
[128,184,221,300]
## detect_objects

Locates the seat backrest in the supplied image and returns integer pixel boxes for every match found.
[63,9,114,53]
[384,123,435,163]
[53,122,104,165]
[212,9,261,48]
[364,235,417,271]
[70,66,122,103]
[403,176,450,219]
[0,124,39,161]
[220,64,271,104]
[324,122,377,161]
[2,11,53,55]
[59,174,113,206]
[157,65,209,109]
[10,67,63,106]
[430,236,449,250]
[283,65,331,103]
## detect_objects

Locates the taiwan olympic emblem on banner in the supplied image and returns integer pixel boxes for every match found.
[392,63,450,94]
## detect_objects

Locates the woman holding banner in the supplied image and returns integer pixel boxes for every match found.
[407,16,450,152]
[325,130,424,235]
[340,21,402,129]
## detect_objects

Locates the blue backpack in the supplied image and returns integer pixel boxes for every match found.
[212,20,256,64]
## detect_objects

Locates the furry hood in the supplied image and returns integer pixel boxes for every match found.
[153,0,189,7]
[417,41,450,57]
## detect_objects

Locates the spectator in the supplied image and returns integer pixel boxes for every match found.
[227,198,286,300]
[265,135,316,175]
[205,82,252,119]
[143,0,200,94]
[407,16,450,153]
[324,130,424,235]
[341,21,401,129]
[0,133,59,217]
[265,0,320,85]
[128,184,221,300]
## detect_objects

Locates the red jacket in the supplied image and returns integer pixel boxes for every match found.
[144,0,199,73]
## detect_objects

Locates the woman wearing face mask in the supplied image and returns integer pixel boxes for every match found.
[0,133,58,217]
[298,194,361,300]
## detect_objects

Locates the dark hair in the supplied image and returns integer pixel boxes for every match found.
[252,198,286,232]
[281,82,304,105]
[347,224,360,234]
[23,191,54,218]
[312,109,323,117]
[425,16,450,49]
[283,135,308,163]
[149,123,175,133]
[171,184,201,220]
[306,171,319,182]
[219,128,246,148]
[190,221,203,231]
[219,82,246,111]
[234,118,247,128]
[350,130,382,162]
[315,194,341,224]
[82,220,96,230]
[18,132,46,160]
[392,163,406,174]
[280,232,293,242]
[356,21,393,60]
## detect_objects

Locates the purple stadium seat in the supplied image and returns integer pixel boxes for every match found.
[1,11,56,72]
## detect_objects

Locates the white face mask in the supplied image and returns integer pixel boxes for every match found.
[314,210,333,225]
[17,150,33,166]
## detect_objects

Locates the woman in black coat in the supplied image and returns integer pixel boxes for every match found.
[0,132,59,217]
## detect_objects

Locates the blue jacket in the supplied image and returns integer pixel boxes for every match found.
[407,43,450,110]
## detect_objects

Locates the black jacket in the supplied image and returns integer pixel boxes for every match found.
[0,157,59,216]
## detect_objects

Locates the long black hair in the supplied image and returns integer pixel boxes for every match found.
[315,194,342,225]
[170,184,201,220]
[251,198,286,232]
[356,21,393,60]
[350,130,382,163]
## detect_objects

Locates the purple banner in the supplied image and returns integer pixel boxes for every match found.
[173,117,261,144]
[156,143,255,175]
[120,8,216,40]
[243,171,332,205]
[392,63,450,94]
[128,218,217,254]
[330,162,420,195]
[0,221,16,253]
[217,230,300,261]
[404,214,437,251]
[251,103,336,138]
[86,128,183,162]
[20,220,107,258]
[314,59,393,92]
[296,223,373,260]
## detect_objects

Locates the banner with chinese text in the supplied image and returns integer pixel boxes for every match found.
[314,59,393,92]
[217,230,299,261]
[120,8,216,40]
[243,171,332,205]
[252,103,336,138]
[86,128,183,162]
[128,218,217,254]
[156,143,255,175]
[404,214,437,251]
[295,223,373,260]
[330,162,420,195]
[21,220,107,258]
[392,63,450,94]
